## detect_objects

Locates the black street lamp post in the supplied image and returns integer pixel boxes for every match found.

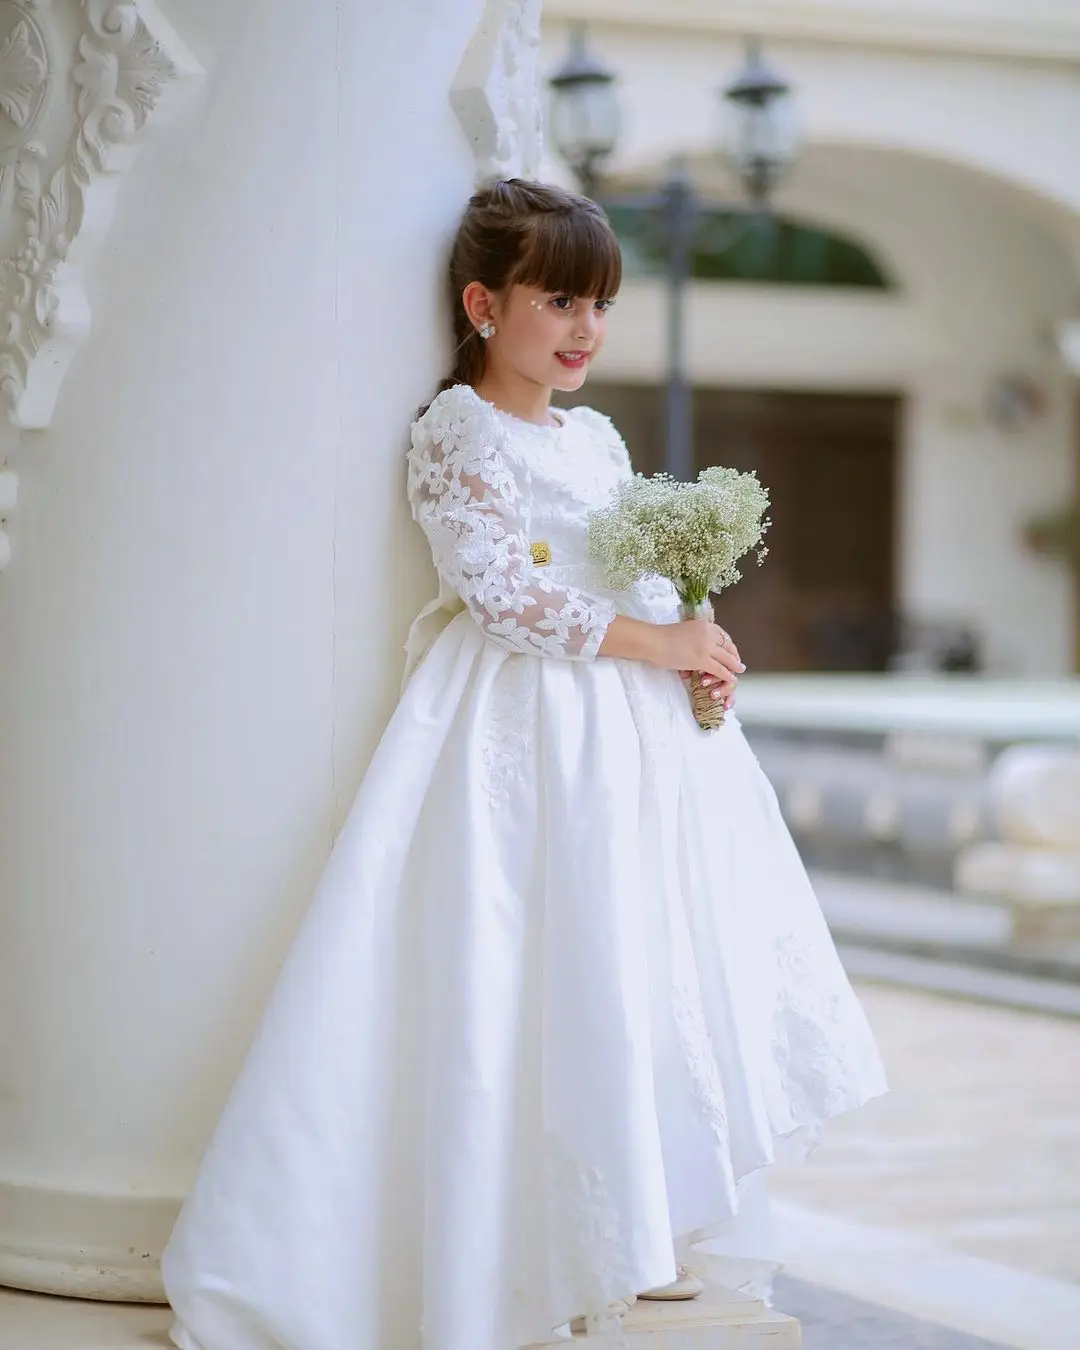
[547,25,619,202]
[548,29,799,480]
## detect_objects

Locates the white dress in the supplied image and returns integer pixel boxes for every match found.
[162,384,886,1350]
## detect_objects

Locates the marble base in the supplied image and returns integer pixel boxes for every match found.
[0,1284,174,1349]
[0,1179,174,1301]
[528,1292,801,1348]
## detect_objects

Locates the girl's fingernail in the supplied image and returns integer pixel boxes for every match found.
[737,663,746,672]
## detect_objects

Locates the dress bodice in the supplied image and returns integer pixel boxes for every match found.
[487,400,631,565]
[403,384,679,685]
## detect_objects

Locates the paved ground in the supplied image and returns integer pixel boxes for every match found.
[770,979,1080,1284]
[774,1277,1011,1350]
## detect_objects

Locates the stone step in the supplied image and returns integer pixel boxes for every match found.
[528,1292,801,1348]
[0,1284,801,1350]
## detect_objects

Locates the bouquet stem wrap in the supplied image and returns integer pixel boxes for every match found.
[681,597,726,731]
[588,462,770,736]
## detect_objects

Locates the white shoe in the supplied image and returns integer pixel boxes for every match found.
[637,1266,704,1301]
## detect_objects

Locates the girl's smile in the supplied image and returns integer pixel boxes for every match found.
[555,349,591,370]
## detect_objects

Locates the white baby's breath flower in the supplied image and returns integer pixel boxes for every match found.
[587,467,770,606]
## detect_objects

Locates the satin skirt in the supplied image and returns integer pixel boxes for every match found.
[162,592,886,1350]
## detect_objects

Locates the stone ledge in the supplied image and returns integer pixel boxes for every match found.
[733,676,1080,742]
[528,1292,801,1348]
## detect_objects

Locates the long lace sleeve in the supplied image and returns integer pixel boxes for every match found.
[407,390,617,659]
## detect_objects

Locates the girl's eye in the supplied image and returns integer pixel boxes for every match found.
[549,295,616,312]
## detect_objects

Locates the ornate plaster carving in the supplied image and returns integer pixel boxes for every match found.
[450,0,543,184]
[0,1,200,430]
[0,0,201,571]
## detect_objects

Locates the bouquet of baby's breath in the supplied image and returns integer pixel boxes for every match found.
[588,467,770,730]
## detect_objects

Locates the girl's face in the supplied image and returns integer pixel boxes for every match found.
[477,283,615,393]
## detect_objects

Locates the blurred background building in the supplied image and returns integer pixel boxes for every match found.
[541,0,1080,679]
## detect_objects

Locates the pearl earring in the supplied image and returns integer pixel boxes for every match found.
[479,321,496,339]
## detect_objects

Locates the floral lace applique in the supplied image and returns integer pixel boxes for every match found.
[771,932,874,1121]
[547,1136,633,1347]
[670,935,732,1151]
[564,406,633,479]
[482,657,537,811]
[508,404,632,509]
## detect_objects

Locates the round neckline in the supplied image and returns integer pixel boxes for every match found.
[461,385,567,432]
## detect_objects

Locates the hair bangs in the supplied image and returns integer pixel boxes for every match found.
[512,204,622,300]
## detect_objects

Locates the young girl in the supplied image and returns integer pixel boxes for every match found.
[162,178,886,1350]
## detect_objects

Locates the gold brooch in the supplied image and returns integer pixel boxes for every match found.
[530,541,552,567]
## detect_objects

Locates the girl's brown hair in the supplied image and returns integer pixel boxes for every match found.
[428,178,622,404]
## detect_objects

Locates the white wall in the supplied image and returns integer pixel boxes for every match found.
[539,25,1079,674]
[0,0,494,1301]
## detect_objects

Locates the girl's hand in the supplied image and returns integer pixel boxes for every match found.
[650,618,744,704]
[598,618,742,709]
[680,670,738,709]
[676,622,743,709]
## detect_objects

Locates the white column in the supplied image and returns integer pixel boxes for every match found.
[0,0,541,1303]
